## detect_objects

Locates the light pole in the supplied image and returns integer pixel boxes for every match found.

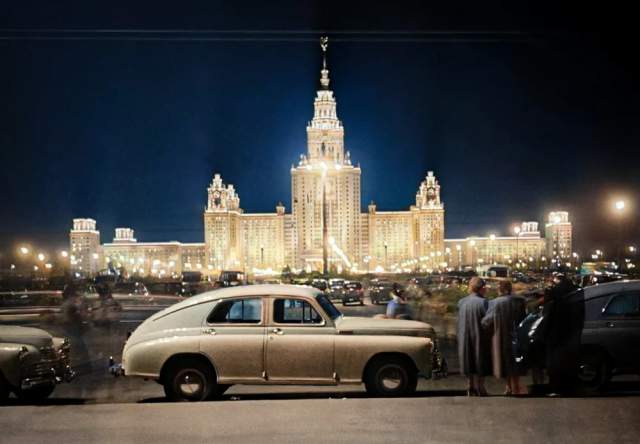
[321,164,329,276]
[489,234,496,265]
[614,200,626,271]
[513,226,521,264]
[260,245,264,269]
[456,244,462,271]
[384,242,388,270]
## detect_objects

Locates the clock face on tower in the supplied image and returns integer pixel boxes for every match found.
[213,191,222,207]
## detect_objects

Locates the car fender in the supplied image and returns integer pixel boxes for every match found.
[123,335,201,379]
[0,343,38,387]
[334,335,432,382]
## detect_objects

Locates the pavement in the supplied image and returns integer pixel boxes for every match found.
[1,395,639,443]
[2,294,640,443]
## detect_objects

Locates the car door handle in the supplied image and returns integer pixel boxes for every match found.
[271,328,284,335]
[203,328,216,335]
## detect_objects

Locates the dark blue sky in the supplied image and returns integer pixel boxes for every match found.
[1,1,638,255]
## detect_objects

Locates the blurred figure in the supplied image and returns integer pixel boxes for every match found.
[457,277,491,396]
[541,273,579,394]
[482,281,527,395]
[386,283,410,319]
[61,283,87,325]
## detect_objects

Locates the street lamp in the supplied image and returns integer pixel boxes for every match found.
[37,253,45,262]
[321,163,329,276]
[613,199,627,271]
[384,242,388,269]
[489,234,496,264]
[513,226,521,263]
[19,246,30,255]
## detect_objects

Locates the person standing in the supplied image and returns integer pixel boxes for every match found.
[482,281,527,395]
[457,277,492,396]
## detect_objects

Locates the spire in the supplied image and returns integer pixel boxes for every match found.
[319,36,330,90]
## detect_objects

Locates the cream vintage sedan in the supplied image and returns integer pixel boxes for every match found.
[120,284,446,401]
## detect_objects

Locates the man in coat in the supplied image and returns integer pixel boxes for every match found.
[457,277,492,396]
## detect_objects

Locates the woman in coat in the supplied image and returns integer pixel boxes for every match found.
[457,277,492,396]
[482,280,527,395]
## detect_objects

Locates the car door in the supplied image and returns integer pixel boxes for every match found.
[265,296,336,383]
[199,297,266,383]
[599,291,640,369]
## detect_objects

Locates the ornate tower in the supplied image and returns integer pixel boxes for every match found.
[411,171,445,261]
[291,37,362,271]
[204,173,242,271]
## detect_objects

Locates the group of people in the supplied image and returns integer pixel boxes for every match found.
[457,277,527,396]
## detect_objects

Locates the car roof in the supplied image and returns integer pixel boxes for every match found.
[156,284,321,317]
[583,280,640,299]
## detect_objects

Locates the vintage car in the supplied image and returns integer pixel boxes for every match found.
[0,325,74,401]
[120,284,446,401]
[369,279,395,305]
[516,280,640,392]
[341,281,364,305]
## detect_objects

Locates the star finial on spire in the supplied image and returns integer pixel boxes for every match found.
[319,36,330,89]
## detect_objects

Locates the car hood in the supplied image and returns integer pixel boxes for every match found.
[335,316,435,338]
[0,325,54,348]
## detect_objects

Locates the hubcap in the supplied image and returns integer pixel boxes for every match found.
[177,370,205,398]
[379,366,403,391]
[577,363,597,382]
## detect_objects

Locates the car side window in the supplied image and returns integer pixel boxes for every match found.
[207,298,262,324]
[273,299,323,324]
[604,293,640,317]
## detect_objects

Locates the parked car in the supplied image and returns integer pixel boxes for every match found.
[0,326,75,401]
[311,278,328,292]
[327,278,345,300]
[341,281,364,305]
[119,284,446,401]
[516,280,640,392]
[369,280,394,305]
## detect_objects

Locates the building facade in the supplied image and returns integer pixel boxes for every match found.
[69,219,101,275]
[545,211,573,259]
[68,40,570,277]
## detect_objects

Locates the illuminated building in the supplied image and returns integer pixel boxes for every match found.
[68,40,571,277]
[69,218,101,275]
[545,211,572,259]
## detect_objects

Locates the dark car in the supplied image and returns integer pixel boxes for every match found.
[341,281,364,305]
[369,280,395,305]
[516,280,640,392]
[327,279,345,301]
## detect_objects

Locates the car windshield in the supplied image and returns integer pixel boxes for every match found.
[315,294,342,320]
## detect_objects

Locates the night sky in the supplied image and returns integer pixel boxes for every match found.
[1,1,638,257]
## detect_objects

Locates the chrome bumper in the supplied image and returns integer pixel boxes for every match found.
[431,340,448,379]
[21,364,75,390]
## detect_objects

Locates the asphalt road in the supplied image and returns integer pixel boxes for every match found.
[2,396,639,443]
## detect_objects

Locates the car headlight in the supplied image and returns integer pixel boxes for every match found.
[18,346,29,362]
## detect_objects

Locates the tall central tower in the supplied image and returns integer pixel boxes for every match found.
[291,38,361,271]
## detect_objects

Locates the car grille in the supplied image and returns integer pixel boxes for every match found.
[22,342,71,379]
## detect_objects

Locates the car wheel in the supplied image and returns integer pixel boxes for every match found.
[15,385,55,402]
[359,300,364,306]
[576,350,610,393]
[164,359,214,402]
[364,357,417,397]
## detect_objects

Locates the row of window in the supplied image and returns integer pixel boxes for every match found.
[208,298,323,325]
